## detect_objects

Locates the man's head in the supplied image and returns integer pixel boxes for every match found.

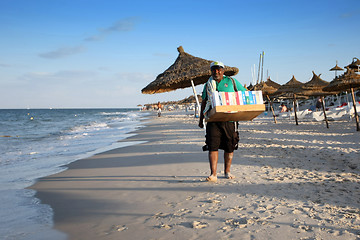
[210,61,225,82]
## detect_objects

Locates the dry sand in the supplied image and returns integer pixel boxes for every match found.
[31,111,360,240]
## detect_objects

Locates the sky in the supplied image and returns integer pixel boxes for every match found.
[0,0,359,109]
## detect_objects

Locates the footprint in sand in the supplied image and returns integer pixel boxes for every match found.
[111,225,128,232]
[174,208,192,217]
[157,224,172,230]
[153,212,173,219]
[192,221,209,229]
[227,206,246,213]
[224,218,248,229]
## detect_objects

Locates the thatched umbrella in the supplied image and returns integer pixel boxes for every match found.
[330,61,344,78]
[295,71,338,128]
[345,57,360,72]
[176,95,202,104]
[274,75,303,96]
[252,81,279,123]
[141,46,238,116]
[141,46,238,94]
[273,75,304,125]
[323,67,360,131]
[265,77,281,89]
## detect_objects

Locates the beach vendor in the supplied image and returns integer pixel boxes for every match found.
[198,61,247,182]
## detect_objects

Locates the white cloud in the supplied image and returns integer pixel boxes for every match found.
[102,17,139,33]
[19,70,98,85]
[0,63,11,67]
[39,46,86,59]
[84,17,139,42]
[340,10,360,18]
[116,72,154,83]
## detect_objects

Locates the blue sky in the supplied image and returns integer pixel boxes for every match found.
[1,0,359,108]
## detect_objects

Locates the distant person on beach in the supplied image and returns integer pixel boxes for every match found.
[280,103,287,112]
[198,61,247,182]
[316,98,322,111]
[157,101,162,117]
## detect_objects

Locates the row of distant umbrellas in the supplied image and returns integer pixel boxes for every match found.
[141,47,360,131]
[250,58,360,130]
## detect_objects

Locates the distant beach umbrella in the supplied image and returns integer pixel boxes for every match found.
[273,75,304,97]
[296,71,338,97]
[345,57,360,72]
[265,77,281,89]
[177,95,203,104]
[252,81,278,123]
[273,75,304,125]
[252,81,278,96]
[330,61,344,78]
[324,67,360,131]
[295,71,338,128]
[141,46,238,94]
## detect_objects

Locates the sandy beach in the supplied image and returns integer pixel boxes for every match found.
[31,111,360,240]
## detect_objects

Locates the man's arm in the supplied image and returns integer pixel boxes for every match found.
[198,99,207,128]
[234,78,248,91]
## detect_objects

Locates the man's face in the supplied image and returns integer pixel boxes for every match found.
[211,66,224,82]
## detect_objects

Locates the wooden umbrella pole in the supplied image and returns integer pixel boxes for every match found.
[293,94,299,125]
[321,96,329,129]
[191,79,200,118]
[266,95,277,123]
[350,87,360,131]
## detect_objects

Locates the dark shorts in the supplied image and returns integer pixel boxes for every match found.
[205,122,239,152]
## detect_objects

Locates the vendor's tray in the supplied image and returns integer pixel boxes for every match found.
[206,104,265,122]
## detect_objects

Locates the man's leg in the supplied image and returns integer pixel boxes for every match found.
[209,151,218,176]
[224,152,235,179]
[206,151,218,182]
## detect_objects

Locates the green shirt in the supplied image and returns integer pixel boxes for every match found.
[201,76,247,100]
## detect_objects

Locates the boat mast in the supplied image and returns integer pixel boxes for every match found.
[257,53,261,84]
[261,51,265,83]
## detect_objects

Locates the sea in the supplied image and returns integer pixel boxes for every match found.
[0,108,150,240]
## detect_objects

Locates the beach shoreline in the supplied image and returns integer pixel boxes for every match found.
[30,111,360,239]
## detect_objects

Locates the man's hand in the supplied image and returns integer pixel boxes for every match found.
[199,99,206,128]
[198,119,204,128]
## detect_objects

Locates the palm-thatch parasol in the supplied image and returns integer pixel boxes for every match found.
[176,95,202,104]
[253,81,278,96]
[345,57,360,72]
[252,80,279,123]
[295,71,338,128]
[295,71,340,98]
[274,75,303,97]
[273,75,304,125]
[141,46,239,116]
[323,67,360,131]
[141,46,238,94]
[330,61,344,78]
[265,77,281,89]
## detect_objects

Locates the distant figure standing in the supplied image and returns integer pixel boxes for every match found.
[157,101,162,117]
[280,103,287,112]
[316,98,322,111]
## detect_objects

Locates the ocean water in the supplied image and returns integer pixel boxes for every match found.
[0,108,149,240]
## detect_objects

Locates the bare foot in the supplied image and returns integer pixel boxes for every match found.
[206,175,217,182]
[225,173,235,179]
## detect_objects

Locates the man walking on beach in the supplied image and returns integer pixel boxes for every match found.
[198,61,247,182]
